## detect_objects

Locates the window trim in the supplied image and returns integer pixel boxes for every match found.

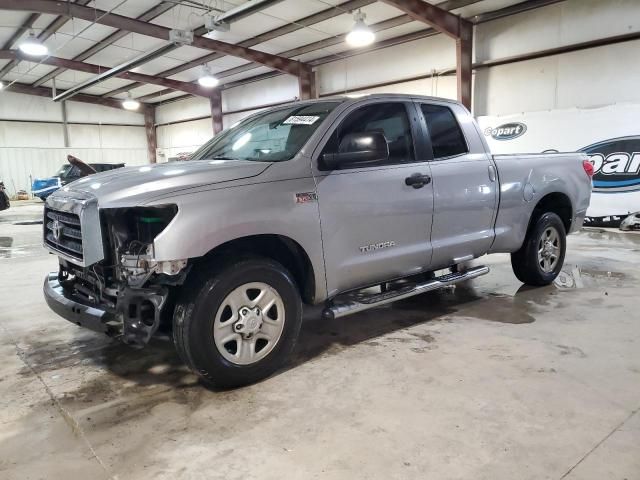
[316,100,424,171]
[417,102,470,162]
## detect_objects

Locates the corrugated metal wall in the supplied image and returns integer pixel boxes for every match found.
[0,91,147,197]
[154,0,640,155]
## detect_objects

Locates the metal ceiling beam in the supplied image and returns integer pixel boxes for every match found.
[0,0,91,79]
[31,0,176,87]
[213,14,419,82]
[155,0,568,107]
[200,0,479,87]
[51,47,178,101]
[0,0,308,76]
[2,82,139,110]
[380,0,473,107]
[31,0,285,88]
[0,49,212,97]
[112,0,476,101]
[0,13,40,49]
[380,0,469,39]
[101,0,376,98]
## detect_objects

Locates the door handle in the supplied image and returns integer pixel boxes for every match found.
[405,173,431,189]
[488,164,497,182]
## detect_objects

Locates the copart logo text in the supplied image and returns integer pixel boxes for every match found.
[484,122,527,141]
[580,136,640,193]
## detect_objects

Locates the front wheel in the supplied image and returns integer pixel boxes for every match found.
[173,257,302,389]
[511,212,566,286]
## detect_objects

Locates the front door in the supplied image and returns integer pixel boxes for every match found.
[314,101,434,296]
[416,102,497,268]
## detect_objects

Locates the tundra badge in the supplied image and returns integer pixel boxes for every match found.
[359,241,396,253]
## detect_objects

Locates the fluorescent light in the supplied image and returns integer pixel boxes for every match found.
[198,64,219,88]
[346,11,375,48]
[0,81,4,90]
[198,75,219,88]
[122,92,140,110]
[19,30,48,56]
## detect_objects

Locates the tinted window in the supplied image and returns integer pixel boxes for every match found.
[324,102,415,165]
[420,104,468,159]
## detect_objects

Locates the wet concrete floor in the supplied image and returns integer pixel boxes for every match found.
[0,202,639,479]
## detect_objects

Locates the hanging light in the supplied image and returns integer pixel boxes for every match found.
[346,11,375,48]
[19,30,48,56]
[122,92,140,110]
[198,64,219,88]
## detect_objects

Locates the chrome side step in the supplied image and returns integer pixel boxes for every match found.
[322,265,490,320]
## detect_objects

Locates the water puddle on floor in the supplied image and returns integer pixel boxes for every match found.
[553,264,629,290]
[0,236,45,259]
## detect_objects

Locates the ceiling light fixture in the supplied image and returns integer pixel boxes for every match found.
[122,92,140,111]
[198,64,219,88]
[346,11,375,48]
[19,30,48,56]
[0,80,4,90]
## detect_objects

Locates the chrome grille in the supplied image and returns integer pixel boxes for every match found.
[44,208,83,260]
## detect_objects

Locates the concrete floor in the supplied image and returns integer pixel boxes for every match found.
[1,201,639,480]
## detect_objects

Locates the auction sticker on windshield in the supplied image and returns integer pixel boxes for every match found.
[283,115,320,125]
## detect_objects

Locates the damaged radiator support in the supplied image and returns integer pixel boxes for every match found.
[55,245,187,347]
[117,284,169,347]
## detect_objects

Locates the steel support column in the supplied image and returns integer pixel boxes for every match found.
[210,90,223,135]
[381,0,474,108]
[456,21,473,110]
[144,107,157,164]
[298,66,316,100]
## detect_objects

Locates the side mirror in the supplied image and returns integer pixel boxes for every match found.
[322,131,389,170]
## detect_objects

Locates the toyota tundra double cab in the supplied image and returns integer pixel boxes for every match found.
[43,94,592,388]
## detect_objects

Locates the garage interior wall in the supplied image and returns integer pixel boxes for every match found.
[2,0,639,174]
[0,91,147,195]
[155,0,640,160]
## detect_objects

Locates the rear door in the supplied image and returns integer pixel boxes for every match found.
[416,101,497,268]
[314,100,434,296]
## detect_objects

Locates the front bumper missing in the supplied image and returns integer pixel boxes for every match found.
[43,272,120,336]
[43,272,169,346]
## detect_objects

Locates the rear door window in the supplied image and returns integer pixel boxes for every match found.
[420,104,468,159]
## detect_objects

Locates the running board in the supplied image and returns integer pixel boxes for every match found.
[322,265,490,320]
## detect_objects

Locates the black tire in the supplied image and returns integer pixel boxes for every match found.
[511,212,566,286]
[173,257,302,389]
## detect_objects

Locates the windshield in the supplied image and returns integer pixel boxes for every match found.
[53,164,86,179]
[190,102,340,162]
[53,164,74,178]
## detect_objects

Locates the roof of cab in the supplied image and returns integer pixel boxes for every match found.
[284,93,463,108]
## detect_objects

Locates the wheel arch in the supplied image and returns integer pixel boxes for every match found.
[528,191,573,234]
[195,234,317,304]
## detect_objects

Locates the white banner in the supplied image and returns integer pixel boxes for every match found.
[477,104,640,219]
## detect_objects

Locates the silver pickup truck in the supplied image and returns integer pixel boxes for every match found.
[43,94,592,387]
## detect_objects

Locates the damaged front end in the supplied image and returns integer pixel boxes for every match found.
[44,203,189,347]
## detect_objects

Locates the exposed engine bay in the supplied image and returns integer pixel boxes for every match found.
[55,205,188,347]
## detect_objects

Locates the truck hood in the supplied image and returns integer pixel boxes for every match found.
[53,159,271,207]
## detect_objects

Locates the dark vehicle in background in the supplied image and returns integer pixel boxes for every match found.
[0,181,9,211]
[32,162,125,200]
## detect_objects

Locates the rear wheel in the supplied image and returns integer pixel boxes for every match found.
[173,257,302,389]
[511,212,566,286]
